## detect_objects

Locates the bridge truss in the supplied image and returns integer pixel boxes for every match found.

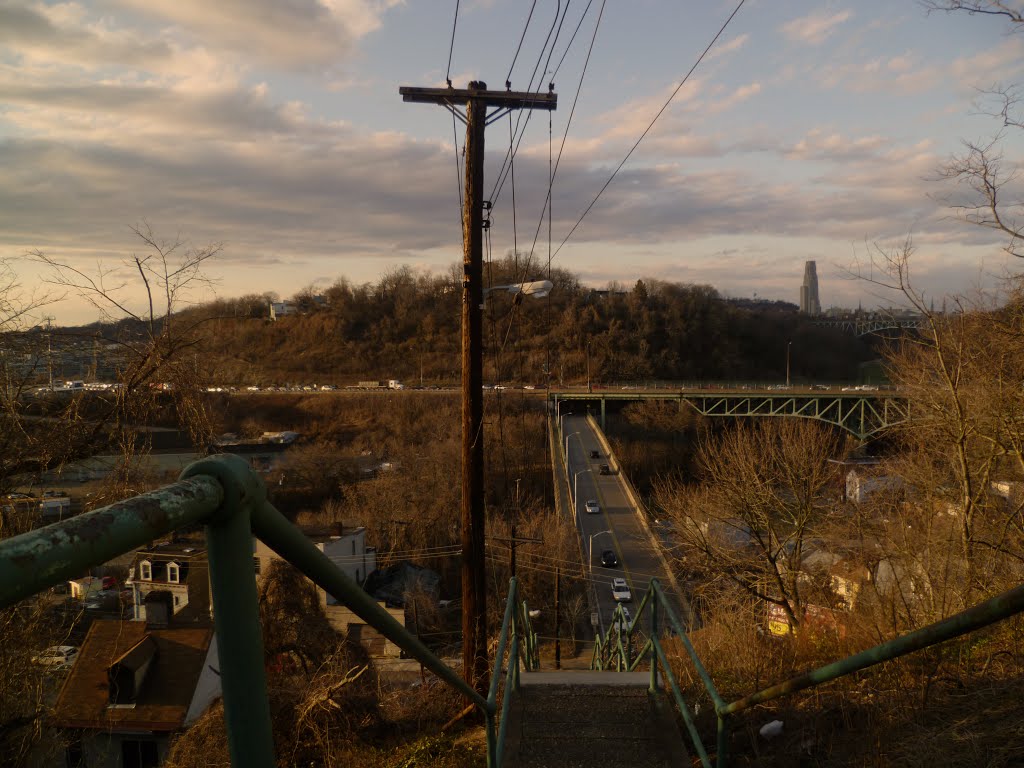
[814,317,926,336]
[552,390,911,441]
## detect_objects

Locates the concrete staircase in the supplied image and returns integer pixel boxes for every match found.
[501,670,687,768]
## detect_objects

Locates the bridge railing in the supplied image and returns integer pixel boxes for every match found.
[0,454,534,768]
[606,577,1024,768]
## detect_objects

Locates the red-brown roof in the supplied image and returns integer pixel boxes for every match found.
[52,620,213,731]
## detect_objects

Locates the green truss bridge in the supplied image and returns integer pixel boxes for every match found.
[551,388,910,441]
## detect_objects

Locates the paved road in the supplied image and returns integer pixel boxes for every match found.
[561,414,683,637]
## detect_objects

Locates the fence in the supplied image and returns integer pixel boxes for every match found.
[594,577,1024,768]
[0,454,537,767]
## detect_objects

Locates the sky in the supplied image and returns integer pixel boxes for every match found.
[2,0,1023,325]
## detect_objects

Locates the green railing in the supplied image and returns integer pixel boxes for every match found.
[593,577,1024,768]
[0,454,536,768]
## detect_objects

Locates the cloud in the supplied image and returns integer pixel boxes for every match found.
[707,32,749,61]
[780,10,852,45]
[109,0,401,70]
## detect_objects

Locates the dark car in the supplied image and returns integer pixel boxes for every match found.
[598,464,611,475]
[600,549,618,567]
[589,449,600,459]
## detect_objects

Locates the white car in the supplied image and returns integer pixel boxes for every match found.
[611,578,632,602]
[584,499,600,514]
[32,645,78,671]
[613,606,633,632]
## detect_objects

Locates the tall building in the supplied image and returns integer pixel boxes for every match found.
[799,260,821,315]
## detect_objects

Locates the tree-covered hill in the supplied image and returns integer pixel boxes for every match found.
[171,256,874,385]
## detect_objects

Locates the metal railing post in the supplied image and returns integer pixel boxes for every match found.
[716,714,728,768]
[0,476,222,608]
[649,587,659,693]
[183,456,276,768]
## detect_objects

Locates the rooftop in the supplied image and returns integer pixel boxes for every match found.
[51,620,213,731]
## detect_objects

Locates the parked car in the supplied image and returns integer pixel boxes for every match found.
[598,464,612,475]
[611,577,632,602]
[589,449,600,459]
[600,549,618,567]
[32,645,78,670]
[584,499,600,514]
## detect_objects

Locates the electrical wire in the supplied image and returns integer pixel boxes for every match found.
[552,0,748,259]
[550,0,595,82]
[487,0,607,367]
[506,0,539,85]
[445,0,461,87]
[488,0,568,208]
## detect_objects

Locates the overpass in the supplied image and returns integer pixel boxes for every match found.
[552,388,910,441]
[813,316,927,335]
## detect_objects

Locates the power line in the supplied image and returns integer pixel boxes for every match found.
[552,0,748,260]
[445,0,461,87]
[506,0,539,85]
[551,0,596,82]
[488,1,569,209]
[488,0,607,365]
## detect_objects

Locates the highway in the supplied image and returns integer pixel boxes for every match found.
[561,414,685,638]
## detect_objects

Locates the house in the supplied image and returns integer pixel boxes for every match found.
[51,608,219,768]
[845,467,902,504]
[127,541,210,623]
[269,301,297,320]
[254,525,404,657]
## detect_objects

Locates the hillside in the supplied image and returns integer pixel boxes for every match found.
[166,259,874,386]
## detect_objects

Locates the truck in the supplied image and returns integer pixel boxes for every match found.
[355,380,405,390]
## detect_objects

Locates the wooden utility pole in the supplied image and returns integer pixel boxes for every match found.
[400,82,557,696]
[554,566,561,670]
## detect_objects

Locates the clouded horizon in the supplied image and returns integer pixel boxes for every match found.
[2,0,1022,325]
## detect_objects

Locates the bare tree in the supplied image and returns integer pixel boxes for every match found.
[851,241,1024,603]
[655,418,842,628]
[922,2,1024,256]
[30,222,223,457]
[921,1,1024,24]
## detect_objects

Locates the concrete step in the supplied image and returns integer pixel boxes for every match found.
[501,671,687,768]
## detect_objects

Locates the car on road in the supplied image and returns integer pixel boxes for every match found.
[32,645,78,671]
[589,449,600,459]
[611,577,632,602]
[598,464,611,475]
[600,549,618,567]
[612,606,632,632]
[584,499,600,514]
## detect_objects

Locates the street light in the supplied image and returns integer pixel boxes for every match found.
[589,530,612,571]
[565,431,581,463]
[786,340,792,388]
[481,279,553,306]
[573,468,592,514]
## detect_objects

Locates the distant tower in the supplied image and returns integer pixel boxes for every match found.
[799,261,821,315]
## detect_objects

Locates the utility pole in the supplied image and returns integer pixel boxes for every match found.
[400,81,557,696]
[554,566,561,670]
[42,315,55,391]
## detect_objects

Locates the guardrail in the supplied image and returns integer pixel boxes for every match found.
[0,454,536,767]
[596,577,1024,768]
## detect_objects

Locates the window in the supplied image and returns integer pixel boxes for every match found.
[139,561,151,581]
[174,596,180,607]
[166,562,179,583]
[121,739,159,768]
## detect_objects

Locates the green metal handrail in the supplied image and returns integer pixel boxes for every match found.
[0,455,535,767]
[600,577,1024,768]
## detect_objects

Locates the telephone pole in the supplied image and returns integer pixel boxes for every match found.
[400,81,556,695]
